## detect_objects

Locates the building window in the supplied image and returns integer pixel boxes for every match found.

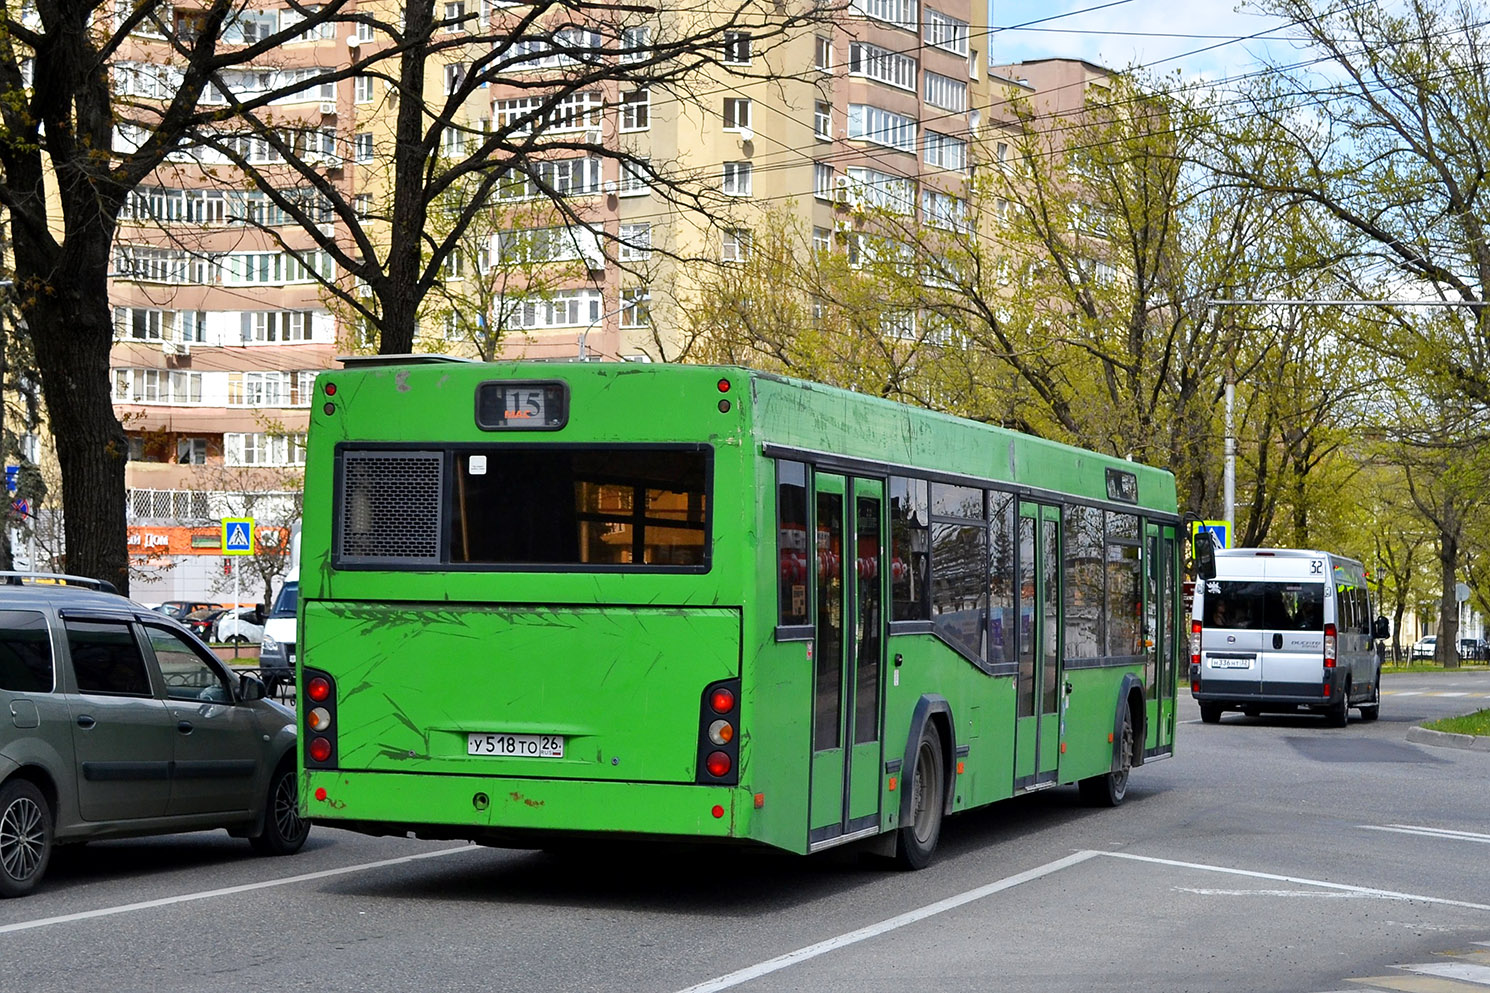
[847,104,916,152]
[355,19,375,42]
[618,222,652,261]
[443,62,467,95]
[354,193,372,218]
[176,438,207,464]
[225,432,307,467]
[620,287,650,327]
[443,0,467,29]
[721,228,751,262]
[723,32,750,64]
[619,158,650,196]
[924,131,968,172]
[924,8,969,57]
[812,226,832,253]
[620,25,650,63]
[354,75,374,103]
[814,101,831,140]
[722,97,751,131]
[814,35,832,70]
[353,132,374,162]
[844,166,915,214]
[507,289,604,329]
[849,0,917,32]
[924,71,967,112]
[848,42,917,91]
[620,89,650,131]
[722,161,752,196]
[813,162,835,201]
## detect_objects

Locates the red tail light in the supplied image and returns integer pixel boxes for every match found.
[709,687,736,714]
[706,751,732,777]
[1324,623,1338,668]
[309,737,332,763]
[306,676,331,703]
[1190,619,1203,669]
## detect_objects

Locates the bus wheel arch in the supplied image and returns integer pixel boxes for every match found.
[895,695,955,870]
[1079,676,1142,807]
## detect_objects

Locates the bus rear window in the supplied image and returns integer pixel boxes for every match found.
[1201,581,1324,630]
[448,447,709,569]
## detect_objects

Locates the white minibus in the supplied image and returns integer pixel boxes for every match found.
[1190,548,1387,726]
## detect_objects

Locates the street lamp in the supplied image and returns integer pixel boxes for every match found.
[576,300,633,361]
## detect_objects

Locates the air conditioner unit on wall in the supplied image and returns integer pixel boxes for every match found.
[319,101,338,115]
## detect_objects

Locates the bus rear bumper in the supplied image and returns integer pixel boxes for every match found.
[304,769,759,847]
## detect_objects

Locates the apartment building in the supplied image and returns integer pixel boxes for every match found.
[100,0,995,597]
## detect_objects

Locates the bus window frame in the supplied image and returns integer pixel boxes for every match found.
[331,440,715,574]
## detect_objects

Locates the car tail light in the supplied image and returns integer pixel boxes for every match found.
[1323,623,1337,669]
[303,667,338,769]
[697,678,740,785]
[1190,619,1202,669]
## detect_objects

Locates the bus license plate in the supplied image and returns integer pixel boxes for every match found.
[1210,657,1253,669]
[467,733,565,758]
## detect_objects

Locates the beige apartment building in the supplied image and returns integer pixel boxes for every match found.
[86,1,1045,599]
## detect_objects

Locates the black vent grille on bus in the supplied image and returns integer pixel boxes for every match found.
[338,451,443,562]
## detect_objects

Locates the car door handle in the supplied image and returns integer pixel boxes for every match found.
[177,721,194,734]
[76,715,96,730]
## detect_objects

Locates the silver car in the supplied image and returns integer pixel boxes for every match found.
[0,572,308,897]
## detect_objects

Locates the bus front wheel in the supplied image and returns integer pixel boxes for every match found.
[895,727,945,870]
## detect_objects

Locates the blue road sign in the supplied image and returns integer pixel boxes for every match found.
[5,465,17,494]
[1191,520,1231,549]
[222,518,255,556]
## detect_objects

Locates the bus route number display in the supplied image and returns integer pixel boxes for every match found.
[475,380,568,430]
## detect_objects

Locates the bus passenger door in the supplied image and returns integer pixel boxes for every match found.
[1157,526,1178,753]
[809,473,886,846]
[1015,504,1062,787]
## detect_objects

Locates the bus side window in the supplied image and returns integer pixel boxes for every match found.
[889,476,929,621]
[777,461,809,627]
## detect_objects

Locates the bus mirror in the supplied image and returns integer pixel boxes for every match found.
[1192,536,1217,580]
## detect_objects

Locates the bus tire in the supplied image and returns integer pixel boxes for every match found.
[0,779,52,898]
[1079,706,1132,808]
[1199,703,1222,724]
[895,727,945,870]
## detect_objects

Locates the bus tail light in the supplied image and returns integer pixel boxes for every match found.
[1323,623,1337,668]
[697,678,740,786]
[303,667,339,769]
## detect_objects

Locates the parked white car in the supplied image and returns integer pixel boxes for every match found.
[1411,635,1437,660]
[216,607,266,644]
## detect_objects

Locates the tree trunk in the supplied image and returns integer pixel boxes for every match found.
[1439,530,1459,670]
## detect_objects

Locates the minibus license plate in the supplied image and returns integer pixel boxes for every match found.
[1211,658,1253,669]
[467,733,565,758]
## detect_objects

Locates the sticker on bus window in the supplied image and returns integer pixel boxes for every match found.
[469,455,487,475]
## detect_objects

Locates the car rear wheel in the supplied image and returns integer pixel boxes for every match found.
[1358,668,1381,721]
[1199,703,1222,724]
[1328,681,1350,727]
[250,763,310,856]
[0,779,52,898]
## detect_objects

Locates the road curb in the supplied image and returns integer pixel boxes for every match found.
[1406,725,1490,752]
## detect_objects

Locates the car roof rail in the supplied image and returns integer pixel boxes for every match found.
[0,571,121,595]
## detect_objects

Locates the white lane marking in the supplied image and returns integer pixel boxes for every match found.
[1388,691,1422,696]
[1402,962,1490,984]
[1175,888,1372,899]
[671,850,1100,993]
[1435,692,1471,697]
[0,844,479,935]
[1362,825,1490,845]
[1103,852,1490,912]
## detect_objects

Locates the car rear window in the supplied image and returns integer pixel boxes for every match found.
[0,609,54,693]
[1201,581,1325,631]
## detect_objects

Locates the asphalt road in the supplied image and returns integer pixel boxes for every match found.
[3,670,1488,993]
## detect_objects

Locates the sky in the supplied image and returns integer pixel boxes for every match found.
[986,0,1306,87]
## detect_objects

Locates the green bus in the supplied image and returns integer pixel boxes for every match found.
[297,359,1182,867]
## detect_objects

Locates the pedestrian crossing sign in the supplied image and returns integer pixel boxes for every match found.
[1191,520,1230,550]
[222,518,255,556]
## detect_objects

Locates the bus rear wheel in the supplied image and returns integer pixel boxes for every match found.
[1327,682,1350,728]
[1199,703,1222,724]
[895,727,945,870]
[1079,708,1132,807]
